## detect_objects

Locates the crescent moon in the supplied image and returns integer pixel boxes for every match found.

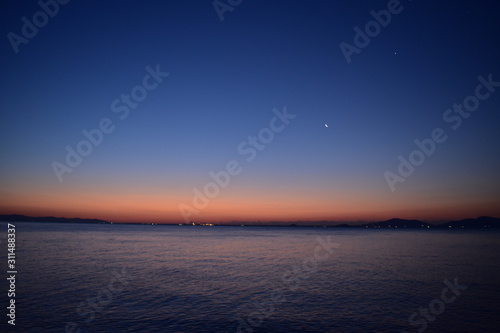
[325,123,329,128]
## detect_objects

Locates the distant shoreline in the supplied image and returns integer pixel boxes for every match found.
[1,214,499,229]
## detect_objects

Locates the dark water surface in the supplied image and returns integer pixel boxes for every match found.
[1,222,499,332]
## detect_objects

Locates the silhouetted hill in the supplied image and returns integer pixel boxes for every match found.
[0,214,110,224]
[361,217,500,229]
[438,216,500,229]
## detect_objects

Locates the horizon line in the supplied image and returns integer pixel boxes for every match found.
[1,213,498,226]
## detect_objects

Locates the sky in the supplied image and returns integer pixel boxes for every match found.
[1,0,499,223]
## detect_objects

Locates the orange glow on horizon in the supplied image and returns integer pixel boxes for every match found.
[1,186,499,224]
[1,177,499,223]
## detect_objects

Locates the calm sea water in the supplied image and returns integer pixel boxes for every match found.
[1,222,499,332]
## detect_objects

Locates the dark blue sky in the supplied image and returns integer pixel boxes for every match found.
[1,0,499,222]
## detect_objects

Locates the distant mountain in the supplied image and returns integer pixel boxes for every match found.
[360,217,500,229]
[362,218,431,228]
[0,214,110,224]
[438,216,500,229]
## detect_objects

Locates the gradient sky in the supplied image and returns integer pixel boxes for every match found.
[1,0,499,223]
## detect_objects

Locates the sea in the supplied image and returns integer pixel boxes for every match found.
[1,222,499,332]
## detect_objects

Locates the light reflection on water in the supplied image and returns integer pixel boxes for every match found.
[2,222,499,332]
